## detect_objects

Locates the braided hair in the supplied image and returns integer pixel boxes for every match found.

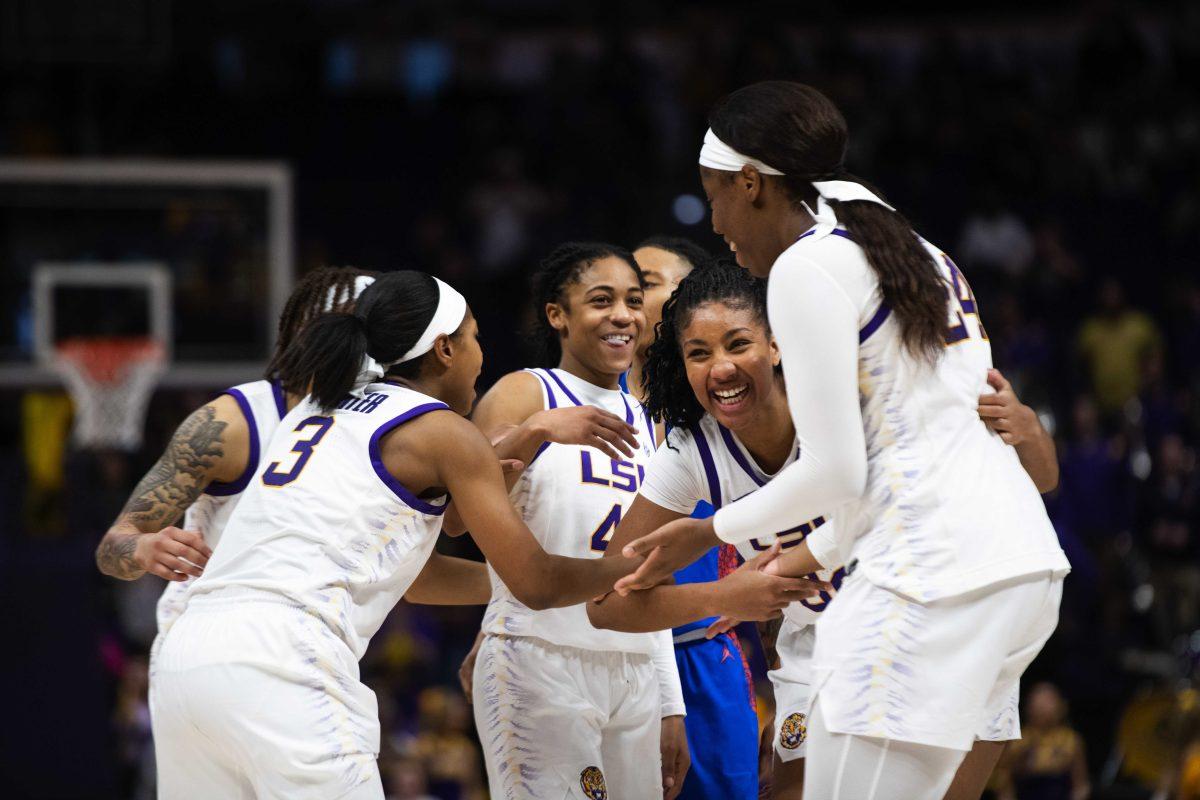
[273,271,445,410]
[530,242,642,367]
[642,259,768,432]
[266,265,378,382]
[709,81,948,362]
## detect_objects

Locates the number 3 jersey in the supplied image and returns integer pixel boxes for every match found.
[481,368,660,654]
[185,382,450,661]
[639,413,849,629]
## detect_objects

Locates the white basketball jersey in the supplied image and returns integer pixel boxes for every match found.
[187,382,450,660]
[791,226,1069,601]
[641,414,846,628]
[154,379,288,635]
[481,368,660,654]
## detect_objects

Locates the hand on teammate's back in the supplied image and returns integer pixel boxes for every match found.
[135,527,212,582]
[530,406,640,461]
[977,368,1040,446]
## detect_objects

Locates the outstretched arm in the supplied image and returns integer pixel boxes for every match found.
[588,496,821,631]
[404,552,491,605]
[616,259,866,589]
[396,412,639,610]
[95,395,247,580]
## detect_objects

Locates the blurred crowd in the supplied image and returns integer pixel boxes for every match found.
[4,1,1200,798]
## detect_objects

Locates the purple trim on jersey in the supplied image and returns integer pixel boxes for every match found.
[643,406,656,448]
[545,368,584,407]
[688,424,723,509]
[618,392,635,426]
[204,388,260,497]
[717,424,766,488]
[527,369,558,466]
[797,227,853,242]
[270,380,287,418]
[858,303,891,343]
[369,402,451,515]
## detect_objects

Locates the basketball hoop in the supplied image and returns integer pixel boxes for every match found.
[53,336,166,451]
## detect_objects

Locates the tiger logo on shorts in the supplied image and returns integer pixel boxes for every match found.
[780,712,808,750]
[579,766,607,799]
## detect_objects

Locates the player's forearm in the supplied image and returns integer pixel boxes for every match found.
[588,582,716,633]
[491,418,548,474]
[405,554,492,605]
[1015,427,1059,493]
[531,553,638,610]
[95,524,146,580]
[764,540,825,579]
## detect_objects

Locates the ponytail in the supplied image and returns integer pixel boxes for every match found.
[276,313,370,410]
[827,196,948,361]
[274,270,443,410]
[709,81,949,362]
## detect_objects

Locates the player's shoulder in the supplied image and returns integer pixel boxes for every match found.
[661,415,712,454]
[472,369,545,428]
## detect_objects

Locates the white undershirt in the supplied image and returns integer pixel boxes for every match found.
[712,245,867,569]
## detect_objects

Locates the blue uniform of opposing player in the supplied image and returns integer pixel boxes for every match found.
[620,370,759,799]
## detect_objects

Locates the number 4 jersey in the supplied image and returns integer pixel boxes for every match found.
[481,368,661,654]
[185,382,451,661]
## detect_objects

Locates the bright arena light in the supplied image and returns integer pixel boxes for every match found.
[672,194,705,225]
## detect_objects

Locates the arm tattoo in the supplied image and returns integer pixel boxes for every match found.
[96,406,227,579]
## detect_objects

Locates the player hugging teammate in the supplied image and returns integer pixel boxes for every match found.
[97,80,1070,800]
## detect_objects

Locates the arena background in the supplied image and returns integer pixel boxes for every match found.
[2,1,1199,797]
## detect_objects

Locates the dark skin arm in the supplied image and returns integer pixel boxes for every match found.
[404,552,491,605]
[440,372,640,536]
[95,396,247,580]
[978,368,1059,493]
[587,496,827,632]
[383,410,638,610]
[474,370,639,483]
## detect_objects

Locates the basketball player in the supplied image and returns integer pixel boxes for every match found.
[627,237,767,800]
[151,270,647,799]
[617,82,1070,799]
[95,268,490,656]
[592,261,1057,799]
[467,242,719,800]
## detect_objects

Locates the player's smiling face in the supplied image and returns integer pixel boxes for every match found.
[700,166,774,279]
[680,301,780,429]
[547,256,645,379]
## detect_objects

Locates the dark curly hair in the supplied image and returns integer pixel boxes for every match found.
[642,259,768,431]
[530,241,642,367]
[709,81,948,362]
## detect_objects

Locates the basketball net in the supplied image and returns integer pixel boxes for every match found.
[53,337,166,451]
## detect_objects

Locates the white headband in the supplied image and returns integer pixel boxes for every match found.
[323,274,376,311]
[393,276,468,364]
[698,128,894,211]
[351,275,468,397]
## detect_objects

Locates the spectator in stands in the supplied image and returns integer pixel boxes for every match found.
[997,682,1090,800]
[1077,278,1163,416]
[1138,433,1200,634]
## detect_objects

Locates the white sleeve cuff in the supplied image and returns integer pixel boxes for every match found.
[805,523,843,570]
[651,630,686,718]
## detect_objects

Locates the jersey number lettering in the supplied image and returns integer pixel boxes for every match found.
[589,503,622,553]
[942,254,988,345]
[262,416,334,487]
